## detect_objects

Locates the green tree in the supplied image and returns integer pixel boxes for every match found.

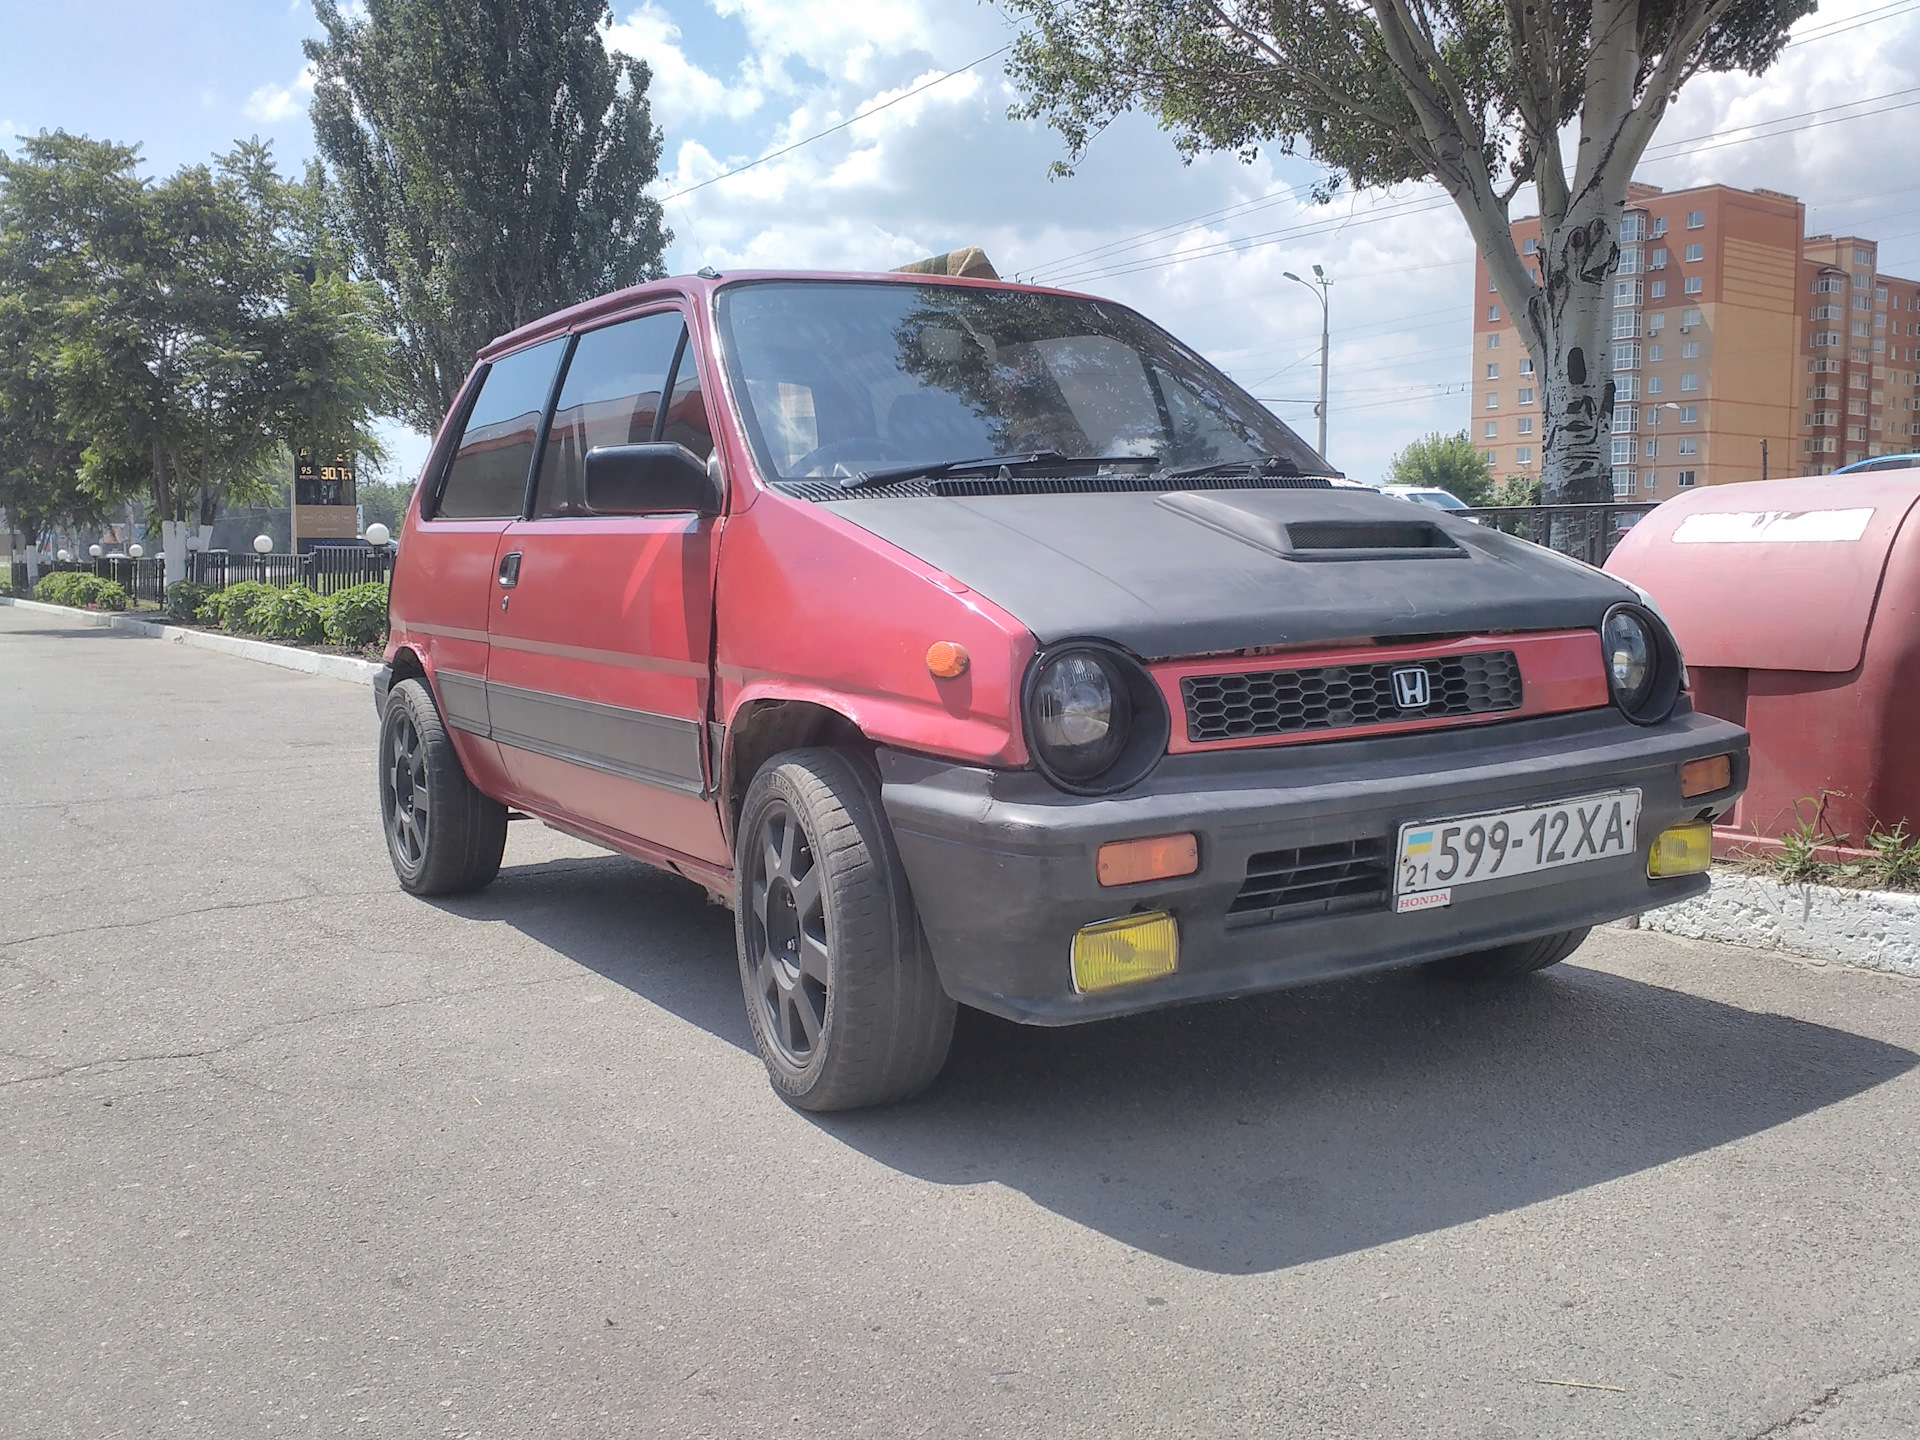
[355,476,414,534]
[0,132,393,580]
[306,0,670,431]
[1001,0,1810,505]
[1387,430,1494,506]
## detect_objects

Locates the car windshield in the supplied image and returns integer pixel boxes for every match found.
[714,280,1329,481]
[1407,490,1469,511]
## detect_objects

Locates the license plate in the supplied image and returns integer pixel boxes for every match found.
[1393,790,1641,912]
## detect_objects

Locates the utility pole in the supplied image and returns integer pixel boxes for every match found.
[1284,266,1332,459]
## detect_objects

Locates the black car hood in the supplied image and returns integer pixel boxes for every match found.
[822,487,1634,658]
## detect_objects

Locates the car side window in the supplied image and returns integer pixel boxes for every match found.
[433,339,565,519]
[660,341,715,461]
[532,312,686,517]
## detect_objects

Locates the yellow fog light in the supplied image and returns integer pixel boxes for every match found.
[1070,912,1178,994]
[1648,821,1714,878]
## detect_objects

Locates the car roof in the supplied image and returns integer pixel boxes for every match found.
[1833,453,1920,474]
[476,270,1108,362]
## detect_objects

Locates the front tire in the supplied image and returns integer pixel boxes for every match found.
[378,678,508,896]
[1426,926,1591,981]
[734,748,956,1111]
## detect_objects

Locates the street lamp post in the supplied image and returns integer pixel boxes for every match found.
[1283,265,1332,460]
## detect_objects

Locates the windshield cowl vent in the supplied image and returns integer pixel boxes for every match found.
[788,473,1336,502]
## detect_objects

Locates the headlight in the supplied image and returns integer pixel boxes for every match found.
[1023,643,1170,794]
[1601,602,1682,725]
[1604,609,1654,710]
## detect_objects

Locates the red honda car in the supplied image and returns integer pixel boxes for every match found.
[375,269,1748,1110]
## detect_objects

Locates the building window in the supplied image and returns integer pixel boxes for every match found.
[1813,330,1842,347]
[1612,312,1641,339]
[1613,468,1637,496]
[1651,280,1667,299]
[1854,294,1871,311]
[1484,451,1497,466]
[1518,357,1533,375]
[1875,311,1887,329]
[1681,373,1700,391]
[1621,214,1646,242]
[1644,439,1659,459]
[1683,275,1703,295]
[1847,424,1867,441]
[1488,305,1501,321]
[1853,320,1872,337]
[1875,338,1887,354]
[1650,247,1669,269]
[1615,279,1643,307]
[1616,375,1640,400]
[1614,406,1638,432]
[1486,392,1499,410]
[1812,304,1843,320]
[1612,438,1634,464]
[1486,363,1499,379]
[1523,236,1539,255]
[1680,405,1699,423]
[1855,272,1871,290]
[1516,447,1533,465]
[1876,285,1889,303]
[1812,410,1838,426]
[1620,247,1643,275]
[1487,334,1500,349]
[1687,210,1706,229]
[1678,438,1698,456]
[1647,312,1667,333]
[1612,342,1641,371]
[1684,243,1703,263]
[1678,470,1696,487]
[1485,420,1499,438]
[1682,341,1701,359]
[1647,376,1664,394]
[1645,471,1659,493]
[1812,275,1844,294]
[1646,406,1663,428]
[1518,387,1535,404]
[1517,416,1534,435]
[1652,216,1669,237]
[1854,246,1874,265]
[1648,344,1664,363]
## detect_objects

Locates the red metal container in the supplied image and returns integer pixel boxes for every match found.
[1606,471,1920,848]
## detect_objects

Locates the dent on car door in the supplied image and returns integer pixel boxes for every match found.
[399,337,567,797]
[485,310,730,867]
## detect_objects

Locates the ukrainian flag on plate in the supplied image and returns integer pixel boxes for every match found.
[1404,831,1435,855]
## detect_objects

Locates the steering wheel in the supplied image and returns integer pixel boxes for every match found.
[790,437,913,477]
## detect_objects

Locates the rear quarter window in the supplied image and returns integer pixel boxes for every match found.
[433,338,566,519]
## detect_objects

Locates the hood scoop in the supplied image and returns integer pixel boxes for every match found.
[1157,490,1468,562]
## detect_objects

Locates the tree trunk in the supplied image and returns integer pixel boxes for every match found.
[1533,206,1619,507]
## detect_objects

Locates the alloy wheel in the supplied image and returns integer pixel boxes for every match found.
[746,799,829,1066]
[383,708,429,869]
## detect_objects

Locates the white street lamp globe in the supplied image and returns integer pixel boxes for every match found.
[253,534,274,555]
[89,544,103,558]
[128,543,144,559]
[364,522,391,547]
[185,534,201,550]
[58,549,72,562]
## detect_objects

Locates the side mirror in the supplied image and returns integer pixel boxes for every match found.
[582,443,722,516]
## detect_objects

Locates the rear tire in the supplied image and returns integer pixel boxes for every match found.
[378,678,507,896]
[734,748,956,1111]
[1426,926,1591,981]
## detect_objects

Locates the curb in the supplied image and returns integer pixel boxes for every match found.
[1629,870,1920,978]
[1,595,380,686]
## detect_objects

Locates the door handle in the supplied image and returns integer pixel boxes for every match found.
[498,551,522,588]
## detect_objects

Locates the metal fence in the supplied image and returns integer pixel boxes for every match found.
[188,546,393,594]
[1461,502,1659,564]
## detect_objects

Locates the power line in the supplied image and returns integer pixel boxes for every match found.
[658,45,1011,203]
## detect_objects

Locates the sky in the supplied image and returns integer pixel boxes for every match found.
[4,0,1919,486]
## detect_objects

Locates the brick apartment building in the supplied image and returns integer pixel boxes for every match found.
[1471,181,1920,496]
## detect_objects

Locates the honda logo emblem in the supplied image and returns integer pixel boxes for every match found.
[1392,666,1431,710]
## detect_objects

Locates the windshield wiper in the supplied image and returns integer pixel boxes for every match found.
[1160,455,1309,480]
[837,450,1159,493]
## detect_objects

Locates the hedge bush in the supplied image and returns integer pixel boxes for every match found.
[322,582,390,648]
[164,580,213,624]
[204,580,280,634]
[260,585,328,644]
[34,572,129,610]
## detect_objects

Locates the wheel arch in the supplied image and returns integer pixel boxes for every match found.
[723,697,870,845]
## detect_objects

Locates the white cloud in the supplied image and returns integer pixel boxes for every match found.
[608,4,765,124]
[639,0,1919,483]
[243,62,315,125]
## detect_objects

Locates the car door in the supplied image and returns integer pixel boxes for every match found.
[396,338,567,795]
[483,309,730,867]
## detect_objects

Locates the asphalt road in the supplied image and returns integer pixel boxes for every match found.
[5,603,1920,1440]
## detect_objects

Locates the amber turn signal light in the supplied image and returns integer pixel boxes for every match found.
[1070,912,1179,993]
[1680,753,1732,798]
[1097,833,1200,887]
[926,641,969,679]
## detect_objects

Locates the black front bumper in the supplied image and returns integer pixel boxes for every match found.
[879,706,1748,1024]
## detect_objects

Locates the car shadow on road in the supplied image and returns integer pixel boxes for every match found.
[455,851,1920,1276]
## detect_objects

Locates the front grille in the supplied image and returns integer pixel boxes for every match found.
[1181,651,1522,744]
[1229,837,1391,924]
